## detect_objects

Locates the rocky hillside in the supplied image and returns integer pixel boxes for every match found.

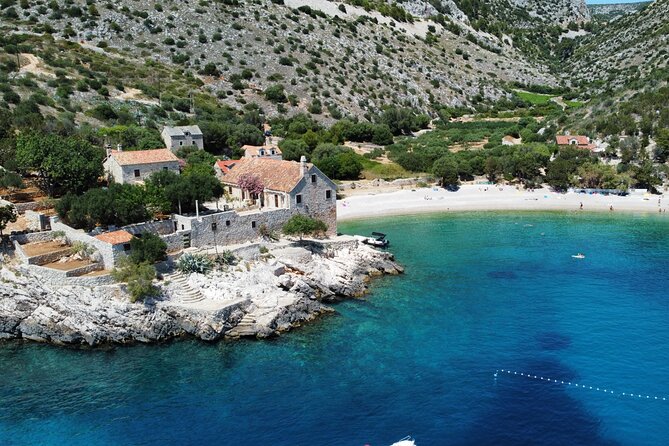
[588,2,649,22]
[507,0,589,24]
[566,0,669,93]
[0,0,569,121]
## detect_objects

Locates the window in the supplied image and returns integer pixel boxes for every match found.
[326,190,331,199]
[311,174,317,183]
[123,244,131,251]
[251,221,256,229]
[180,141,183,146]
[228,186,233,194]
[225,220,231,227]
[296,194,302,205]
[211,222,217,231]
[134,169,140,177]
[163,166,168,171]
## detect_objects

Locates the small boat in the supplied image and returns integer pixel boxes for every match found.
[572,253,585,259]
[360,231,389,247]
[391,436,416,446]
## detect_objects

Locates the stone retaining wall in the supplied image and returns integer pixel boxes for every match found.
[25,247,72,266]
[11,231,55,244]
[64,262,103,277]
[19,264,113,286]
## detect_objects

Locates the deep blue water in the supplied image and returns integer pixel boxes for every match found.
[1,212,669,446]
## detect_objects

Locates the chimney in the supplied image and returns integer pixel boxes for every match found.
[104,143,112,157]
[300,155,307,177]
[116,143,123,151]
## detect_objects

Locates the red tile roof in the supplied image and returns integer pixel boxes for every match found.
[221,158,309,192]
[109,149,179,166]
[215,159,242,174]
[95,230,134,245]
[556,135,590,146]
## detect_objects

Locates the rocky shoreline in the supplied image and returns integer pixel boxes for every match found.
[0,237,403,346]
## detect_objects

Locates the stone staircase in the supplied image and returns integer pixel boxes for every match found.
[226,313,257,338]
[163,272,205,304]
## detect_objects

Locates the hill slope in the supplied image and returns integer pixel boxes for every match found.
[1,0,566,121]
[566,0,668,92]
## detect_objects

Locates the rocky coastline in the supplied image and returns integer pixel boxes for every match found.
[0,237,403,346]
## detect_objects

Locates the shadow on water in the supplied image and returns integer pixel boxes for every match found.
[459,358,619,446]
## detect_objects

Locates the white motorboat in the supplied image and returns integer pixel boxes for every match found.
[354,232,390,248]
[572,253,585,259]
[390,436,416,446]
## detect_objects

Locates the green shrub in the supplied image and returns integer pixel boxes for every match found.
[282,214,327,239]
[111,258,159,303]
[129,233,167,264]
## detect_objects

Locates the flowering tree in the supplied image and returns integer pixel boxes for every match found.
[237,173,264,205]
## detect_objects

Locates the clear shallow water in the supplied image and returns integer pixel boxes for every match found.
[1,212,669,446]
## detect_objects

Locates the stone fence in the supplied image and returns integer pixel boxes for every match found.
[173,207,293,249]
[13,240,71,266]
[50,220,118,269]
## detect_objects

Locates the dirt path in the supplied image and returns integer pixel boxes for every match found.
[19,53,55,78]
[112,87,159,106]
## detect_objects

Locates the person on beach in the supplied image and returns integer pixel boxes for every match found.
[610,205,614,211]
[580,202,583,210]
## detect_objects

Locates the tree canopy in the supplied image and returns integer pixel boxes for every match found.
[16,133,104,196]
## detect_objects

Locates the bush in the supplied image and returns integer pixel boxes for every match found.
[177,253,213,274]
[215,250,237,266]
[264,84,287,103]
[111,258,158,303]
[129,233,167,264]
[282,214,327,239]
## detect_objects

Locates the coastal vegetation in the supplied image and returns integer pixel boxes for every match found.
[282,214,328,239]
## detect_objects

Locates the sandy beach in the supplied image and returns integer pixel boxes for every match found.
[337,184,667,221]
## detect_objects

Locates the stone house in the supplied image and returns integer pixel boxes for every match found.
[556,135,596,151]
[219,156,337,235]
[103,149,181,185]
[242,144,282,160]
[214,159,242,179]
[94,229,134,261]
[161,125,204,152]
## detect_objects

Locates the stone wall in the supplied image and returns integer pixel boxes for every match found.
[161,232,186,252]
[24,210,51,231]
[174,208,294,248]
[291,166,337,235]
[13,201,48,214]
[122,220,174,236]
[18,264,113,287]
[50,220,118,269]
[120,161,180,185]
[12,241,71,266]
[11,231,55,245]
[104,157,180,185]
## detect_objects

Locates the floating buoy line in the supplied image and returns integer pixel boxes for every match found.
[495,369,667,401]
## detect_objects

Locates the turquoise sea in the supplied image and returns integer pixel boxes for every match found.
[1,212,669,445]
